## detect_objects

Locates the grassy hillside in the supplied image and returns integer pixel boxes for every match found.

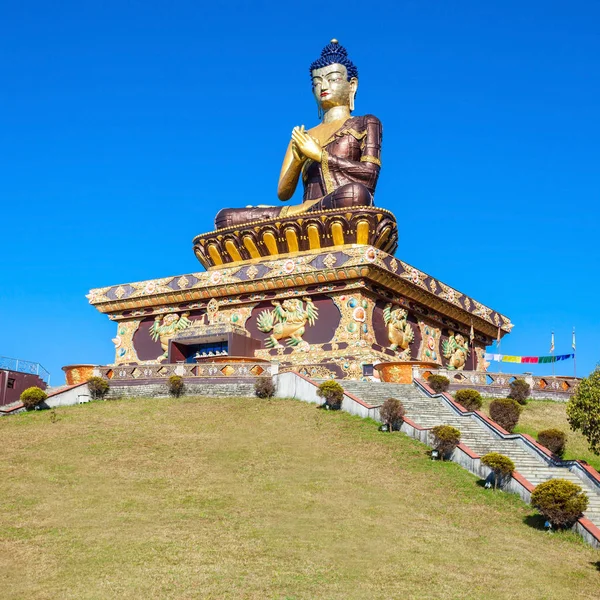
[480,398,600,471]
[1,396,598,599]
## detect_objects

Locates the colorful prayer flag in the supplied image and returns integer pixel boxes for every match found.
[502,355,522,363]
[550,332,555,354]
[521,357,539,364]
[572,328,576,352]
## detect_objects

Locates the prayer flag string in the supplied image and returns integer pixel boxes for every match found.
[484,353,575,364]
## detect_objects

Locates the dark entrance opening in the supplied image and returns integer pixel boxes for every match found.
[180,341,229,363]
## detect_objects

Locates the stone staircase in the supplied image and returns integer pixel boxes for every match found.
[339,381,600,525]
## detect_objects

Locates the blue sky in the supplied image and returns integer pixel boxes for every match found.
[1,1,598,384]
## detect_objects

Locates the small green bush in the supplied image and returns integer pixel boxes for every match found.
[168,375,185,398]
[489,398,522,432]
[88,376,110,400]
[428,375,450,393]
[20,387,48,410]
[537,429,567,458]
[379,398,405,431]
[481,452,515,490]
[255,377,275,399]
[531,479,588,528]
[431,425,461,460]
[508,378,530,405]
[454,389,483,411]
[317,380,344,410]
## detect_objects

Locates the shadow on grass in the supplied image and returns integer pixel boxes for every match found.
[591,560,600,572]
[523,513,546,531]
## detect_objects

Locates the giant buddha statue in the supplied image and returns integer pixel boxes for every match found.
[193,40,397,268]
[214,40,382,229]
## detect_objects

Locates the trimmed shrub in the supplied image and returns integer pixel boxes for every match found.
[168,375,185,398]
[88,376,110,400]
[431,425,461,460]
[454,389,483,411]
[508,378,530,405]
[20,387,48,410]
[481,452,515,490]
[489,398,522,432]
[428,375,450,393]
[380,398,405,431]
[531,479,588,528]
[255,377,275,399]
[316,380,344,410]
[566,366,600,455]
[537,429,567,458]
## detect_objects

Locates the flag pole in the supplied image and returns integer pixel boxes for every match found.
[551,331,555,378]
[470,320,475,371]
[497,326,502,374]
[573,327,577,378]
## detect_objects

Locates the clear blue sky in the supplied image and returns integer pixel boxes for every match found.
[1,1,598,384]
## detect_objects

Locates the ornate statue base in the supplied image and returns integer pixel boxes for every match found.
[88,222,512,382]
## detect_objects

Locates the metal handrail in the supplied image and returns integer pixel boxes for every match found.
[0,356,50,384]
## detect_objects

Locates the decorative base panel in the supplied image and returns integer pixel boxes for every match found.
[89,245,512,381]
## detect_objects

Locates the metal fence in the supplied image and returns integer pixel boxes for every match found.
[0,356,51,384]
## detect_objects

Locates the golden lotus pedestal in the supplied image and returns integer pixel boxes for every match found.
[192,207,398,270]
[375,361,440,384]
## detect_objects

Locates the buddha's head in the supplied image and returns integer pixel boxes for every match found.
[310,40,358,115]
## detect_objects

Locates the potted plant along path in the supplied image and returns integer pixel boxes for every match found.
[427,375,450,393]
[20,387,48,411]
[254,377,275,399]
[430,425,461,460]
[537,429,567,458]
[481,452,515,490]
[316,380,344,410]
[88,376,110,400]
[168,375,185,398]
[454,389,483,411]
[489,398,522,432]
[507,378,530,405]
[379,398,405,432]
[531,479,588,529]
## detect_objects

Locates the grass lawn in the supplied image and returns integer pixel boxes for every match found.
[480,397,600,472]
[1,396,599,599]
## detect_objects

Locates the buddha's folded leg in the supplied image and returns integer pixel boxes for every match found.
[215,206,282,229]
[310,182,373,211]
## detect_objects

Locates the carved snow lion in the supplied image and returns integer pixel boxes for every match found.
[442,331,469,370]
[383,303,415,358]
[257,298,319,349]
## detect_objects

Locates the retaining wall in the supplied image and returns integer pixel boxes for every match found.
[107,380,256,399]
[274,371,380,420]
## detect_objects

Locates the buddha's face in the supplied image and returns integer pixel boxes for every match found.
[312,63,357,111]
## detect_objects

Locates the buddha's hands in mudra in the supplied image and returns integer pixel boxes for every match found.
[291,126,323,163]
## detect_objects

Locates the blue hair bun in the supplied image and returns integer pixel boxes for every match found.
[309,39,358,81]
